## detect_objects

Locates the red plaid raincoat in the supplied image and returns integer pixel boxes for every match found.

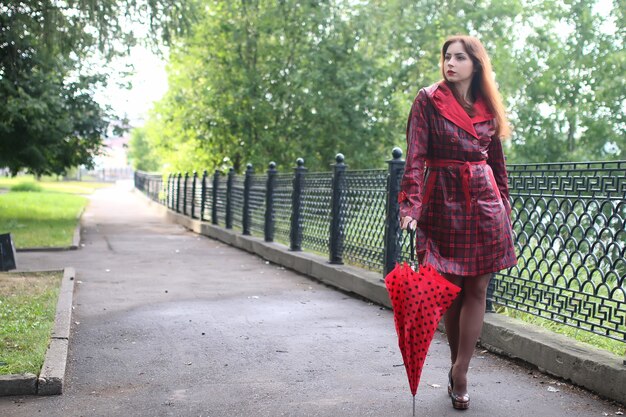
[399,81,517,276]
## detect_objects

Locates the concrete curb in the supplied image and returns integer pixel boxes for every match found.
[0,267,75,396]
[139,194,625,405]
[38,266,75,395]
[16,209,82,252]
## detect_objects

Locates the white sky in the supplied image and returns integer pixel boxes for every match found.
[96,45,168,127]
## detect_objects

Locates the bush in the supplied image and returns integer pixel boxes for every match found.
[10,182,43,192]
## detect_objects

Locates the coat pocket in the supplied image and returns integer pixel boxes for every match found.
[421,170,438,207]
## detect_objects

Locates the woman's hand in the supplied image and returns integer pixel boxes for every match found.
[400,216,417,230]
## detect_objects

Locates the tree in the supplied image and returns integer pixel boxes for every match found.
[137,0,624,171]
[506,0,625,162]
[127,127,160,171]
[142,0,523,173]
[145,0,396,173]
[0,0,197,176]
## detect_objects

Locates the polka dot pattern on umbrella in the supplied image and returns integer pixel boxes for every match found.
[384,262,461,396]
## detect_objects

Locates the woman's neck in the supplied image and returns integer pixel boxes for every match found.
[451,81,473,103]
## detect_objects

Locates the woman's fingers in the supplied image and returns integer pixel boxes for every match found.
[400,216,417,230]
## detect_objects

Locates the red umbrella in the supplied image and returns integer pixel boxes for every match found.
[385,233,461,415]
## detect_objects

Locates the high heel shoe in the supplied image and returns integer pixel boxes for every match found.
[450,391,470,410]
[448,368,470,410]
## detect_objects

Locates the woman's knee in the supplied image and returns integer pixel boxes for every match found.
[462,274,491,300]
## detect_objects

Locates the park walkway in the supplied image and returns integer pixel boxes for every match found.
[0,181,620,416]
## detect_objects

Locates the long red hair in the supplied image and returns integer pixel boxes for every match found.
[440,35,511,138]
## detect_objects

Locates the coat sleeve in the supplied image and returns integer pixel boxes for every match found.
[487,135,512,216]
[399,89,430,221]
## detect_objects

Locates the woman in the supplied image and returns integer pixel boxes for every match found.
[398,35,517,410]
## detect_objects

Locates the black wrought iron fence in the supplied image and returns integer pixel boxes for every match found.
[343,169,388,271]
[496,161,626,342]
[134,154,626,343]
[231,172,245,232]
[133,172,164,204]
[249,172,268,237]
[273,172,294,245]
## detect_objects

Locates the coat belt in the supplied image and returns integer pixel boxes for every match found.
[425,159,487,211]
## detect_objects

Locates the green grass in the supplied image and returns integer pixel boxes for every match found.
[0,192,87,248]
[496,305,625,357]
[10,182,43,192]
[0,175,110,195]
[0,271,63,375]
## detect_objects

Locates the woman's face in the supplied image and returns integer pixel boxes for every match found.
[443,42,474,85]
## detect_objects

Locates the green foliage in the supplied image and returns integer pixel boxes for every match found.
[0,175,110,194]
[0,192,87,248]
[0,0,198,176]
[0,271,62,375]
[134,0,624,172]
[9,182,42,193]
[146,0,402,172]
[507,0,626,162]
[127,127,160,171]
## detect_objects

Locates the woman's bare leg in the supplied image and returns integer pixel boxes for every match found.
[451,273,491,396]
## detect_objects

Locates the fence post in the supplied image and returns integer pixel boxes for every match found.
[243,164,253,236]
[212,170,220,225]
[190,171,197,219]
[329,153,346,264]
[200,170,208,221]
[383,147,405,277]
[265,162,277,242]
[176,172,182,213]
[165,172,172,208]
[225,167,234,229]
[168,173,172,209]
[290,158,307,251]
[183,172,189,216]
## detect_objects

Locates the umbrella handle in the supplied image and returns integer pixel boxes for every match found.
[409,229,415,263]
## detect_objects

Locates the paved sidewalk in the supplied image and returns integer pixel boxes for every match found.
[0,181,620,416]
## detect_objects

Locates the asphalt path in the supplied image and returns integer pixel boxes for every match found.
[0,181,621,417]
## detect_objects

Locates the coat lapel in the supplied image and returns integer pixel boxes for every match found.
[427,82,493,139]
